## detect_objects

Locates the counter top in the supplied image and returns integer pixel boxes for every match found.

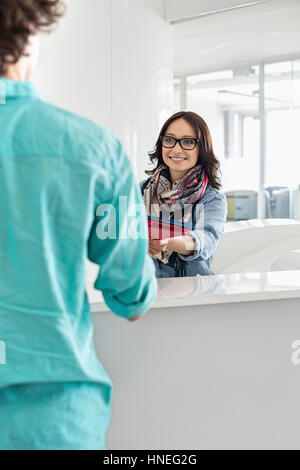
[87,269,300,313]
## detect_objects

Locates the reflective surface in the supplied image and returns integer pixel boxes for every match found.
[88,268,300,313]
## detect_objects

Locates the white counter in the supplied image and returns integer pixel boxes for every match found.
[88,267,300,450]
[88,269,300,314]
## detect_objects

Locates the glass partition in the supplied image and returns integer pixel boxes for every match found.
[175,66,260,221]
[264,59,300,220]
[175,58,300,221]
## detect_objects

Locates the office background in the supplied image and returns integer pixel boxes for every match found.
[32,0,300,221]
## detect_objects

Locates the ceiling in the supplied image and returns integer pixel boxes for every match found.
[173,0,300,77]
[165,0,273,23]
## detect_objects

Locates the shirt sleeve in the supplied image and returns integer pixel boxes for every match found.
[178,190,228,262]
[87,136,157,319]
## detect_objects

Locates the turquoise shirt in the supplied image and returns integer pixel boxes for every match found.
[0,78,157,393]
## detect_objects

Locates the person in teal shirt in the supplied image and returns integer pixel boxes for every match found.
[0,0,157,450]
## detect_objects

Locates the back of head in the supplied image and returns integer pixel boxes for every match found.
[0,0,65,76]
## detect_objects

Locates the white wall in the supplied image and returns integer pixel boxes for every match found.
[186,94,224,159]
[33,0,112,127]
[111,0,173,179]
[33,0,173,182]
[186,94,260,192]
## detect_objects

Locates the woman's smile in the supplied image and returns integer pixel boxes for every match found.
[169,156,187,162]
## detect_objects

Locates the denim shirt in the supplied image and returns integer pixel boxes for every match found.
[140,177,228,277]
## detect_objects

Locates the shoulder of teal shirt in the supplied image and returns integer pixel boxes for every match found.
[0,78,119,169]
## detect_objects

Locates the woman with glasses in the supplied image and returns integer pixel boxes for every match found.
[140,111,228,278]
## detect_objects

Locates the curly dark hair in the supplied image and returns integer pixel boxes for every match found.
[146,111,222,190]
[0,0,65,75]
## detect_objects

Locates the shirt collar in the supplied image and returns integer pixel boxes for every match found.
[0,78,42,101]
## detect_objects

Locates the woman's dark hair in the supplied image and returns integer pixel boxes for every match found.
[0,0,65,76]
[146,111,222,190]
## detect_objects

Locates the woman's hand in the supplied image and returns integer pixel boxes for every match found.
[161,235,195,256]
[149,236,195,256]
[149,239,168,255]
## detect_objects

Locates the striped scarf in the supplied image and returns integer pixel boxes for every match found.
[142,163,208,264]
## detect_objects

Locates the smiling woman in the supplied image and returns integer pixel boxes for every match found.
[140,111,228,278]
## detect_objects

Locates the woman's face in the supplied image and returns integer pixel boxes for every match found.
[161,118,200,182]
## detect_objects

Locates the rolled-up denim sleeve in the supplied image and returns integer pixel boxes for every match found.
[178,191,227,262]
[87,137,157,319]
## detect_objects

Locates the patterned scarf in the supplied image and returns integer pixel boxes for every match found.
[142,163,208,264]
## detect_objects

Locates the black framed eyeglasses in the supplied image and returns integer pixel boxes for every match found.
[160,135,200,150]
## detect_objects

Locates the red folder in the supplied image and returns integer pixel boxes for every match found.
[147,216,193,240]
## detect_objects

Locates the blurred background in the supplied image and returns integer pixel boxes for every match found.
[33,0,300,222]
